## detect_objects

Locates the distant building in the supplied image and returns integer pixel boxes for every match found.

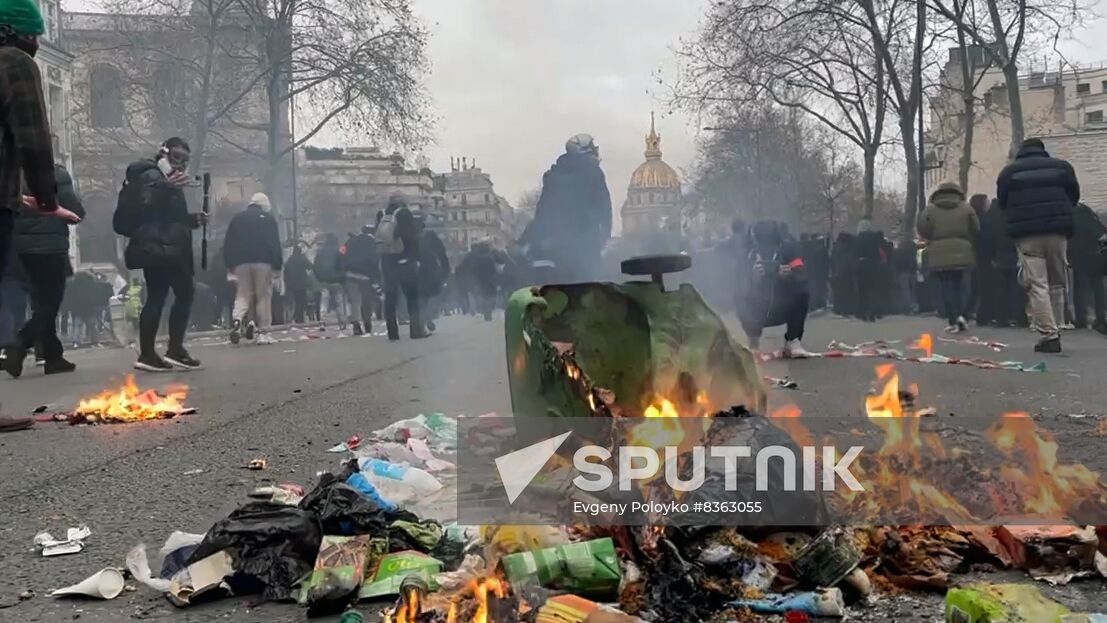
[928,46,1107,206]
[437,158,513,258]
[34,0,76,264]
[296,146,442,243]
[63,9,286,272]
[621,114,682,236]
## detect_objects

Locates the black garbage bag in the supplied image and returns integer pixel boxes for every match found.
[188,502,322,602]
[299,473,417,536]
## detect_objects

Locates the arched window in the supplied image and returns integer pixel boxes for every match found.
[89,65,124,128]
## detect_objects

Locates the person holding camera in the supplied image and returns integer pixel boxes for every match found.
[737,220,812,358]
[113,137,206,372]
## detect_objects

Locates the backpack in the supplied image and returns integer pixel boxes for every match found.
[113,173,145,237]
[376,213,404,255]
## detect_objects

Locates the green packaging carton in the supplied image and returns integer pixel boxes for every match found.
[358,551,442,600]
[945,583,1070,623]
[499,537,621,598]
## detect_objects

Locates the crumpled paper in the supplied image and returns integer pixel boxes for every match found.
[33,525,91,557]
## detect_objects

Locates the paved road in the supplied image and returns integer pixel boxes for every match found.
[0,312,1105,621]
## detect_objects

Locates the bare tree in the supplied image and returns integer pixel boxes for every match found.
[929,0,1091,158]
[233,0,432,208]
[672,0,890,218]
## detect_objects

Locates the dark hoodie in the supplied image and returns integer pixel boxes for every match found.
[739,221,806,326]
[13,164,84,256]
[521,151,612,258]
[996,141,1078,239]
[116,159,199,274]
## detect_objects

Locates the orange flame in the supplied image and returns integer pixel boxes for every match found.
[74,375,188,423]
[911,332,934,358]
[769,404,814,447]
[444,577,507,623]
[393,584,423,623]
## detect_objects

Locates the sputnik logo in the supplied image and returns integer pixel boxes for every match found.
[495,432,572,504]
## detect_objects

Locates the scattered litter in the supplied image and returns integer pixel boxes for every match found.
[407,437,455,472]
[50,568,125,600]
[945,583,1069,622]
[764,375,799,389]
[359,550,442,599]
[357,458,443,503]
[500,537,621,597]
[300,535,374,613]
[249,484,305,506]
[246,458,268,470]
[34,525,91,557]
[731,587,846,617]
[182,468,205,475]
[937,334,1008,351]
[997,525,1100,585]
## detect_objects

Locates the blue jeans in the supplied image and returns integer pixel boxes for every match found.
[0,281,27,346]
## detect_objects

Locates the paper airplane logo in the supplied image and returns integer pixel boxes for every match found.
[495,431,572,504]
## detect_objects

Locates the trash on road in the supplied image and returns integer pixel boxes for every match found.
[34,525,91,557]
[300,535,374,614]
[764,375,799,389]
[246,458,268,470]
[50,568,125,600]
[731,587,846,617]
[945,583,1070,622]
[359,550,442,599]
[996,525,1101,585]
[500,538,621,597]
[356,457,443,503]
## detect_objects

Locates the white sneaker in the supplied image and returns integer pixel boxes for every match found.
[255,333,277,345]
[956,316,969,332]
[783,339,812,359]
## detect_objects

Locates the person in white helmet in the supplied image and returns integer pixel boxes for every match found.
[223,192,283,345]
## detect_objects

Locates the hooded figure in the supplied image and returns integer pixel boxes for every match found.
[737,220,811,357]
[518,134,612,281]
[918,181,980,332]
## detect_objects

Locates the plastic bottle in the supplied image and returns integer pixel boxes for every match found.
[338,609,364,623]
[358,458,443,498]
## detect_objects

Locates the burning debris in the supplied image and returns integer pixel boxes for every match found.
[69,375,192,425]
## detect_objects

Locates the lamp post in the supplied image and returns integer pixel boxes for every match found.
[920,141,948,204]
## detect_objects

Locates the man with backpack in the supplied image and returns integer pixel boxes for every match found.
[223,192,282,345]
[341,224,381,336]
[112,137,206,371]
[313,233,346,330]
[377,196,427,341]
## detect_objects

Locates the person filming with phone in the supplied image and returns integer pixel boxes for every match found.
[112,137,207,372]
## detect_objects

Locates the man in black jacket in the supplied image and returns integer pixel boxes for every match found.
[1068,202,1106,333]
[413,209,449,332]
[2,164,83,377]
[114,137,206,371]
[283,244,312,324]
[340,224,380,336]
[223,192,282,344]
[979,198,1021,327]
[378,196,426,340]
[737,220,812,357]
[996,138,1079,353]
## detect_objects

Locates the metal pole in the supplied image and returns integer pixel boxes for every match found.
[290,92,299,241]
[917,0,927,212]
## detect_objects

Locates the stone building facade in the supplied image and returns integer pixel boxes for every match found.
[621,114,682,236]
[437,158,513,259]
[928,46,1107,207]
[63,9,285,272]
[295,146,443,244]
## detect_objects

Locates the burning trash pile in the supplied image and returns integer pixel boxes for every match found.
[36,375,195,425]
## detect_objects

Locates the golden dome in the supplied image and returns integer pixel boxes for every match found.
[628,112,681,190]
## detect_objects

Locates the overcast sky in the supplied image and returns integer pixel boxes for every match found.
[411,0,708,217]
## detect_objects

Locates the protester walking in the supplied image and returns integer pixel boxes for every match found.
[114,137,206,371]
[284,244,312,324]
[313,233,346,330]
[378,196,427,340]
[978,198,1021,327]
[917,182,980,334]
[1,0,80,429]
[340,224,380,336]
[414,209,450,333]
[223,193,282,345]
[854,221,884,322]
[1066,202,1106,333]
[996,138,1079,353]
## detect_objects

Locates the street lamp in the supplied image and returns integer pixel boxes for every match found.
[924,142,948,171]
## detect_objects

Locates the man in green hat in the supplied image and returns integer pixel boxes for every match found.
[0,0,69,432]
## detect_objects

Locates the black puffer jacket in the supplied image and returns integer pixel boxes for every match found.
[117,160,199,274]
[996,143,1078,239]
[980,205,1019,270]
[223,205,282,271]
[520,152,612,258]
[341,232,380,280]
[1068,203,1106,270]
[13,164,85,255]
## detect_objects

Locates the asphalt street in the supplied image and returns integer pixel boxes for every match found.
[1,311,1106,621]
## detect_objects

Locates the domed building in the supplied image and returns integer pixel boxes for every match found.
[622,113,682,236]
